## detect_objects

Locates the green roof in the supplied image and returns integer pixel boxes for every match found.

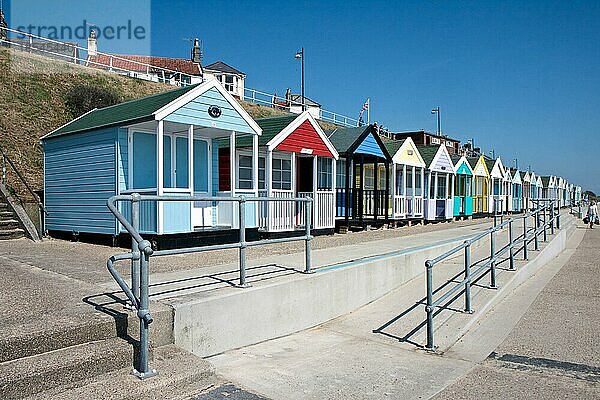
[416,145,439,167]
[541,176,550,186]
[484,157,496,172]
[382,138,405,157]
[326,126,369,154]
[520,171,530,180]
[450,154,462,164]
[467,157,480,169]
[44,84,199,139]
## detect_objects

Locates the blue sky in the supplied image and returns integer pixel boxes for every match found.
[6,1,600,192]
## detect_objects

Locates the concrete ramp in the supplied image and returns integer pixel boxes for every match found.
[153,222,494,357]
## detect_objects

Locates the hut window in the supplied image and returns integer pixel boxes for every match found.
[396,167,404,196]
[193,140,209,192]
[336,159,346,189]
[132,132,157,189]
[364,167,374,190]
[415,169,422,196]
[163,136,172,188]
[466,176,472,196]
[238,154,253,190]
[258,157,266,190]
[437,174,447,199]
[318,158,333,190]
[379,166,387,191]
[429,174,435,199]
[406,169,413,196]
[272,158,291,190]
[175,137,189,189]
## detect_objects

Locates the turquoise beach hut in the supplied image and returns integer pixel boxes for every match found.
[451,154,473,219]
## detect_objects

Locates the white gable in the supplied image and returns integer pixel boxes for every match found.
[490,158,505,179]
[429,145,454,173]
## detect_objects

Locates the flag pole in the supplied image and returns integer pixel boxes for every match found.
[367,98,370,124]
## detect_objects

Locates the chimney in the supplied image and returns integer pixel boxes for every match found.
[87,29,97,57]
[191,38,202,64]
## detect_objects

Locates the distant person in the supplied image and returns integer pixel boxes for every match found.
[587,201,598,229]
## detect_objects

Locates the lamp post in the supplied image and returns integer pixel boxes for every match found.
[431,107,441,136]
[295,47,305,111]
[489,150,496,159]
[514,158,518,170]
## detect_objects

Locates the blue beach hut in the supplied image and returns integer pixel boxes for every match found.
[327,125,392,229]
[41,80,262,246]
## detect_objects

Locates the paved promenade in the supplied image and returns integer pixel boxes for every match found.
[205,215,598,399]
[434,224,600,399]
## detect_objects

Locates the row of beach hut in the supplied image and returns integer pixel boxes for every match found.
[41,80,583,245]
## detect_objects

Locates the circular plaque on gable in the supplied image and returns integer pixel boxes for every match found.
[208,105,222,118]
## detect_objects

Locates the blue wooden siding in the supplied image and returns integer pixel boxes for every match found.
[355,132,385,158]
[44,127,118,235]
[117,128,128,192]
[164,87,254,134]
[163,192,192,233]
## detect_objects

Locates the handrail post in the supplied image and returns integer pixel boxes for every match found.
[543,205,547,242]
[534,210,539,250]
[133,242,156,379]
[509,220,515,270]
[490,230,497,288]
[550,203,555,235]
[425,261,435,350]
[304,197,313,273]
[464,243,473,313]
[238,197,249,287]
[557,205,561,229]
[131,194,141,299]
[523,215,528,260]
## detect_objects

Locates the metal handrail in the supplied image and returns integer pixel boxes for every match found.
[423,199,560,350]
[1,146,47,237]
[106,193,314,379]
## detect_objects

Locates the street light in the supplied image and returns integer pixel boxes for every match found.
[295,47,305,111]
[514,158,518,170]
[431,107,441,136]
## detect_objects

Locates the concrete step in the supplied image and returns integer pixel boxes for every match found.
[0,202,9,212]
[0,298,174,363]
[0,228,25,240]
[0,211,14,219]
[24,345,218,400]
[0,338,134,399]
[0,219,21,229]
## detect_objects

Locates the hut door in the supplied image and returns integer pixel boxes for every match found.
[191,139,212,227]
[297,157,314,195]
[296,156,314,225]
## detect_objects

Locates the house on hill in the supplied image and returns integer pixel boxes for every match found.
[203,61,246,99]
[86,32,245,98]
